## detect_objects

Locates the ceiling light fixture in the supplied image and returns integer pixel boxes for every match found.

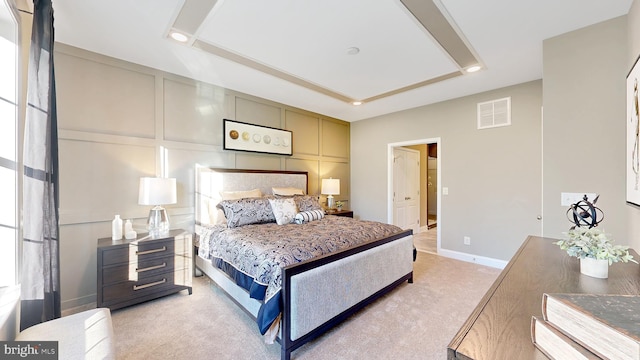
[347,47,360,55]
[352,101,362,106]
[169,31,189,43]
[466,65,482,73]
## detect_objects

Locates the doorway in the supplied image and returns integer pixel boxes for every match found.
[392,147,420,235]
[427,144,437,229]
[388,138,441,254]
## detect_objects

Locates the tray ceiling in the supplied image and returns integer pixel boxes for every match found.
[52,0,632,121]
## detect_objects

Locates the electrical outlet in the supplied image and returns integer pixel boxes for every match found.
[464,236,471,245]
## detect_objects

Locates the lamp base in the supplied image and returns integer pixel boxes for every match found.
[327,195,335,209]
[147,205,170,237]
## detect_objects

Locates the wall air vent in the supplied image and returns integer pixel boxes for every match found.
[477,97,511,129]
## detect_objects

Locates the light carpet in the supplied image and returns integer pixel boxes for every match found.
[111,252,500,359]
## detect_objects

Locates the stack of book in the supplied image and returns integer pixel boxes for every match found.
[531,293,640,360]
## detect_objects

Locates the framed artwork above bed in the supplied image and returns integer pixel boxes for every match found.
[223,119,293,156]
[627,54,640,206]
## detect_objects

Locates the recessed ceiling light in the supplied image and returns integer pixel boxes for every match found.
[466,65,482,73]
[170,32,189,43]
[352,101,362,106]
[347,47,360,55]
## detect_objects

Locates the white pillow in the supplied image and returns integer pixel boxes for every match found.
[207,199,227,225]
[268,198,297,225]
[294,210,325,224]
[220,188,262,200]
[272,187,304,196]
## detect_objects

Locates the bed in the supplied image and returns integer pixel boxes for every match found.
[194,166,414,360]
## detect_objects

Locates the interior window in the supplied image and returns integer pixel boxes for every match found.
[0,0,19,287]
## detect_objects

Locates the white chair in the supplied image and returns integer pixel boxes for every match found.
[16,308,116,360]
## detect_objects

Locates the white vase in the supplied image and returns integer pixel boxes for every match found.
[112,215,123,240]
[580,257,609,278]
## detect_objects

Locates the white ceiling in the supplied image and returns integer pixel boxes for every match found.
[52,0,632,122]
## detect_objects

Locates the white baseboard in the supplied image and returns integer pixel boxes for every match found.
[437,248,508,269]
[62,301,97,317]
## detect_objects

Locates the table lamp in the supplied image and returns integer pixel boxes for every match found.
[321,178,340,210]
[138,177,177,237]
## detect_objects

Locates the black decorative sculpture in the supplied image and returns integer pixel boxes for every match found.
[566,194,604,229]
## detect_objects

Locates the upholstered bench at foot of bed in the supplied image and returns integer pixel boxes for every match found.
[16,308,116,360]
[286,233,414,342]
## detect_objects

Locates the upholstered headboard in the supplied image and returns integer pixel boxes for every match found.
[195,166,308,234]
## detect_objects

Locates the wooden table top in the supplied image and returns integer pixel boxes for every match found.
[447,235,640,360]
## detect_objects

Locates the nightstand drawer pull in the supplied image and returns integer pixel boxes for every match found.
[136,246,167,256]
[133,278,166,291]
[136,263,166,273]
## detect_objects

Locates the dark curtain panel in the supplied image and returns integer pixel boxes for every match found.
[20,0,61,331]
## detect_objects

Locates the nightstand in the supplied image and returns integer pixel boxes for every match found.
[326,209,354,218]
[97,229,192,310]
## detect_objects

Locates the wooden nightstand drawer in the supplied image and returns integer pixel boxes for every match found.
[101,268,189,305]
[101,256,176,285]
[101,237,188,267]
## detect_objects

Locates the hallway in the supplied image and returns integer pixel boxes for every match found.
[414,227,437,254]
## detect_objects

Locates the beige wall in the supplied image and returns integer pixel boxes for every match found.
[351,13,632,265]
[628,1,640,252]
[542,16,628,242]
[54,44,350,310]
[351,80,543,262]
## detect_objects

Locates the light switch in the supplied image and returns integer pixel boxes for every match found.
[561,192,597,206]
[442,187,449,195]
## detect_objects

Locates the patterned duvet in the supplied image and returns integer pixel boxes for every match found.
[198,215,403,333]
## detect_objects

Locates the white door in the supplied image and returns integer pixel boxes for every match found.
[393,147,420,234]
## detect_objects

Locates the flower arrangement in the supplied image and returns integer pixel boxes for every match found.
[555,227,637,265]
[335,201,344,209]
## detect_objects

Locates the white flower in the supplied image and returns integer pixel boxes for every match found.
[554,227,637,265]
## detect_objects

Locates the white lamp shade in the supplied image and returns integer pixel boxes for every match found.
[138,177,177,205]
[321,178,340,195]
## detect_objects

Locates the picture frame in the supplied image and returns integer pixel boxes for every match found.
[223,119,293,156]
[627,54,640,206]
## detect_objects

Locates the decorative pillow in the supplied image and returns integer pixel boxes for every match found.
[207,199,227,225]
[292,195,322,212]
[272,187,305,196]
[268,198,297,225]
[294,210,325,224]
[220,188,262,200]
[217,197,275,228]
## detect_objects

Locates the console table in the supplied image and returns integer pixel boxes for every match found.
[448,235,640,360]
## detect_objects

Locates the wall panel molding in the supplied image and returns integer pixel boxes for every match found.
[54,43,350,311]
